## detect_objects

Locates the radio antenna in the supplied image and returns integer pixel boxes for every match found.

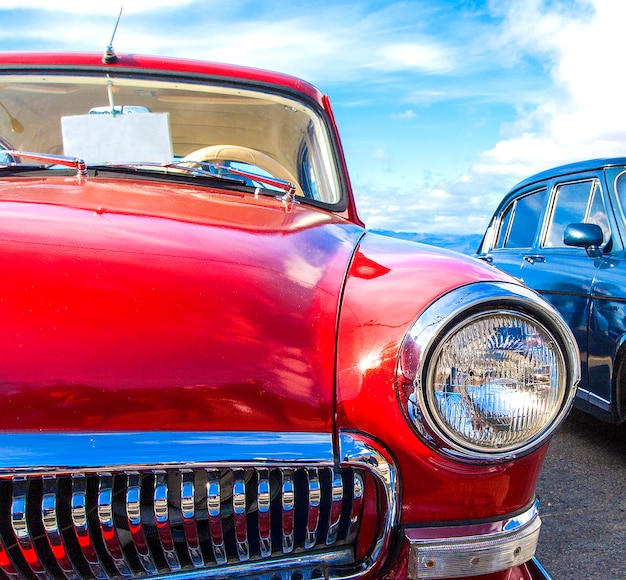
[102,5,124,64]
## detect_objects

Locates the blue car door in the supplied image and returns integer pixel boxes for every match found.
[583,168,626,421]
[518,173,613,409]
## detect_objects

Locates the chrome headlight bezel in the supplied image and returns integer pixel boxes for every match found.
[397,281,580,462]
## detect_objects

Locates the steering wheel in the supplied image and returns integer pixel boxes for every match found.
[183,144,304,197]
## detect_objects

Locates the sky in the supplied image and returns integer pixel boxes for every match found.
[0,0,623,236]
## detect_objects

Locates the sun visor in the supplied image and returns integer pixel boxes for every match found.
[62,110,172,164]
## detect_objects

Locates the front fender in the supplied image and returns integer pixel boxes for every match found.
[336,232,549,524]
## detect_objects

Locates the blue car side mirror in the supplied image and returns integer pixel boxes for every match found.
[563,222,604,257]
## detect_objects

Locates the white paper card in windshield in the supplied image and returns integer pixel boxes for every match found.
[61,112,172,164]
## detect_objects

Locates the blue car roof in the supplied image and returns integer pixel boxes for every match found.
[512,157,626,191]
[488,157,626,218]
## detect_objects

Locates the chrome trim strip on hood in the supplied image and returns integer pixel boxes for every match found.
[0,431,335,473]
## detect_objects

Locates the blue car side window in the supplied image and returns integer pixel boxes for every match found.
[544,181,592,248]
[503,189,546,249]
[494,205,513,249]
[544,179,609,248]
[586,182,610,245]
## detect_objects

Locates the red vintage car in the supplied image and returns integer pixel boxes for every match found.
[0,51,579,580]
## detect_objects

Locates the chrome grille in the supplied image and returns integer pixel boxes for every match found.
[0,466,365,579]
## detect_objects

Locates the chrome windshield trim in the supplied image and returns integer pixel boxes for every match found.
[0,431,335,474]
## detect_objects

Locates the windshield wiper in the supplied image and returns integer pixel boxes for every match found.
[97,160,298,200]
[146,160,297,200]
[0,151,298,201]
[1,150,88,177]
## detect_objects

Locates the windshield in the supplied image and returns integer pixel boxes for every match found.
[0,71,342,204]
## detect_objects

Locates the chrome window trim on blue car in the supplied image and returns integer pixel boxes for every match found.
[612,169,626,236]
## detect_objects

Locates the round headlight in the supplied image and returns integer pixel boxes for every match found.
[398,282,579,461]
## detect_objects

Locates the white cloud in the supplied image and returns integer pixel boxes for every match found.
[404,90,448,105]
[0,0,197,13]
[0,2,465,86]
[475,0,626,181]
[2,0,622,239]
[391,109,417,120]
[364,0,626,237]
[429,189,449,199]
[377,42,456,74]
[372,148,387,160]
[354,175,495,235]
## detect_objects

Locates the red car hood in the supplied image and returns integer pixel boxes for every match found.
[0,176,363,432]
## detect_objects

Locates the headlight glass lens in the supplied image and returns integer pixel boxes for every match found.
[424,311,566,454]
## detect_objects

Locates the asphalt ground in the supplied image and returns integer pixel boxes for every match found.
[534,408,626,579]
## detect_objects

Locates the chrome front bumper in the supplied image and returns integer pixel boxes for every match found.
[406,501,543,579]
[0,431,549,580]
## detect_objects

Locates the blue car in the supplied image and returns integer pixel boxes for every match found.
[477,158,626,424]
